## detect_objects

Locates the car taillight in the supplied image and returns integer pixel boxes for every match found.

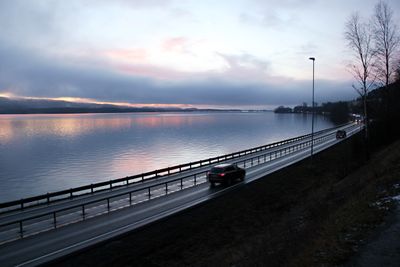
[219,173,225,177]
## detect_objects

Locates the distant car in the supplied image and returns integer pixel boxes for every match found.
[207,163,246,187]
[336,130,347,139]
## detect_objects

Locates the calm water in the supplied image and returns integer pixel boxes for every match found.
[0,112,334,202]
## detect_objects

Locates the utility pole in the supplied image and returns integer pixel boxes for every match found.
[309,57,315,163]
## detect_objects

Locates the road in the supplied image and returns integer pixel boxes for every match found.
[0,123,361,266]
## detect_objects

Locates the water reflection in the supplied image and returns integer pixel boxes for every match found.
[0,113,216,143]
[0,112,334,202]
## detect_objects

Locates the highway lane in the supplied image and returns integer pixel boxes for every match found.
[0,124,361,266]
[0,123,359,245]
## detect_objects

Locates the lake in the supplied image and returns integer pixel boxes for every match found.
[0,112,335,202]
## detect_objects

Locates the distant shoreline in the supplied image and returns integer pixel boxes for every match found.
[0,96,274,115]
[0,108,273,115]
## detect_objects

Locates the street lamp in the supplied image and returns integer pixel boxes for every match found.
[309,57,315,161]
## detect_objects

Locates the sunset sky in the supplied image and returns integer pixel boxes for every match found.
[0,0,399,109]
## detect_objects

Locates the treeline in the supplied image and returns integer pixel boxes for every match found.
[274,101,352,124]
[367,79,400,146]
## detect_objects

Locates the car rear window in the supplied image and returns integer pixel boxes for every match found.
[210,167,225,173]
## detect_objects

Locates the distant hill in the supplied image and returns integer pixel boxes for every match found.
[0,97,240,114]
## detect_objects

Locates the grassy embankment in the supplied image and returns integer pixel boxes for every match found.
[51,132,400,267]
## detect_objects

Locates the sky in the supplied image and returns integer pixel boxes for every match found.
[0,0,399,109]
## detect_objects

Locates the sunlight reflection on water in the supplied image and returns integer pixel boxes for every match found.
[0,112,334,202]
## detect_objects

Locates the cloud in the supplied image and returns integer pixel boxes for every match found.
[297,42,318,55]
[240,11,295,29]
[113,62,188,80]
[239,0,316,29]
[0,1,61,47]
[102,49,148,62]
[94,0,173,8]
[215,53,271,82]
[218,53,270,71]
[162,37,189,53]
[250,0,317,9]
[0,1,358,108]
[0,42,355,108]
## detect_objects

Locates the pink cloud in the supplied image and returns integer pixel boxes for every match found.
[162,37,188,53]
[103,48,148,62]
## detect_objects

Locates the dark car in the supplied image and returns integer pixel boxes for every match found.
[207,163,246,186]
[336,130,347,139]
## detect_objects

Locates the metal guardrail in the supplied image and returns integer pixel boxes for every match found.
[0,124,359,242]
[0,123,350,214]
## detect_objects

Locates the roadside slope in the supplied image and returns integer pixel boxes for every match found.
[50,134,400,267]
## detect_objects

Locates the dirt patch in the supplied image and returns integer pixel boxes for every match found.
[49,135,400,267]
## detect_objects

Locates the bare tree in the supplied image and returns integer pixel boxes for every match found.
[396,60,400,81]
[373,0,399,87]
[345,13,376,150]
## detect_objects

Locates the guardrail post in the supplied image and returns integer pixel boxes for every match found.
[70,189,73,199]
[53,212,57,228]
[194,174,197,185]
[251,158,253,166]
[91,184,94,193]
[180,179,183,189]
[21,201,24,210]
[110,181,112,189]
[258,156,260,164]
[82,205,85,219]
[19,221,23,238]
[148,187,151,199]
[47,193,50,204]
[165,183,168,195]
[107,199,110,212]
[129,192,132,205]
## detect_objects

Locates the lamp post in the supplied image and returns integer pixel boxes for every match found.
[309,57,315,162]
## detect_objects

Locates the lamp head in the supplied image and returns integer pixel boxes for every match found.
[309,57,315,61]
